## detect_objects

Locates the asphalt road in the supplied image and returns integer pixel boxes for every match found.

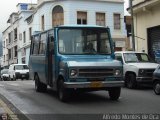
[0,80,160,120]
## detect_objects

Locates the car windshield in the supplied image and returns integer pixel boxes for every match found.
[15,65,29,70]
[123,53,152,63]
[58,27,111,55]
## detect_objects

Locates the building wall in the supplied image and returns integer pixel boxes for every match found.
[32,0,126,46]
[17,11,33,64]
[3,0,126,66]
[134,4,160,52]
[36,0,126,36]
[2,19,19,67]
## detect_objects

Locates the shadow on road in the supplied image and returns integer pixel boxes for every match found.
[46,88,120,103]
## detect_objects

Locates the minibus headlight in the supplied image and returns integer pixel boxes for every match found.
[115,69,121,76]
[70,69,77,77]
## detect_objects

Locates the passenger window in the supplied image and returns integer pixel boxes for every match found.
[39,33,47,55]
[33,35,40,55]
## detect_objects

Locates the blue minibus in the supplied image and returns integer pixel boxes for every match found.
[29,25,124,102]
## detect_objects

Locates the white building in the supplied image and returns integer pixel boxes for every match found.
[2,12,19,67]
[2,3,37,67]
[28,0,126,49]
[3,0,126,66]
[130,0,160,62]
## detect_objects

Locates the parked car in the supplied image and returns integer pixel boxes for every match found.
[115,51,159,89]
[1,69,9,81]
[8,64,29,80]
[153,65,160,95]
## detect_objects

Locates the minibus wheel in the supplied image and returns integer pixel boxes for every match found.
[35,74,47,92]
[108,87,121,100]
[58,79,70,102]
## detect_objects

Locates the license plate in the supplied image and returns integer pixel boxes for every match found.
[90,81,102,88]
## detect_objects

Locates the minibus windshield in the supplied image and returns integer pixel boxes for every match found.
[58,27,111,55]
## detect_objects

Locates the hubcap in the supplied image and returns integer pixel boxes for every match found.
[155,83,160,94]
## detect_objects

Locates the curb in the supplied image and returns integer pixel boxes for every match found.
[0,94,29,120]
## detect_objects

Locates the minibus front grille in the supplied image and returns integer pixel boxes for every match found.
[78,68,114,78]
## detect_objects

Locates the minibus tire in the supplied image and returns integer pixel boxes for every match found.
[58,79,70,102]
[108,87,121,100]
[35,75,47,92]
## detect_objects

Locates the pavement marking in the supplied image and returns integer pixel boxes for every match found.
[0,99,19,120]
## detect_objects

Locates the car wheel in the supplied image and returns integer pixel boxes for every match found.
[35,75,47,92]
[58,79,70,102]
[126,73,137,89]
[153,81,160,95]
[108,87,121,100]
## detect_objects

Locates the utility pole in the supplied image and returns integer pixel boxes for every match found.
[130,0,135,51]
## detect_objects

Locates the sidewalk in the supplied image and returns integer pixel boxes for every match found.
[0,98,19,120]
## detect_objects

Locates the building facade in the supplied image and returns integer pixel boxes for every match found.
[28,0,126,52]
[2,3,37,67]
[2,12,19,67]
[2,0,126,67]
[131,0,160,61]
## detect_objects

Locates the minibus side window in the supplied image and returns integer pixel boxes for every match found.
[39,33,47,55]
[33,36,40,55]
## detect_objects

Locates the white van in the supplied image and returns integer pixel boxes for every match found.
[8,64,29,80]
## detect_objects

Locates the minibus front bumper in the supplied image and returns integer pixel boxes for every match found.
[63,81,124,88]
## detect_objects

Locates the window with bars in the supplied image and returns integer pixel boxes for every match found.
[114,13,121,30]
[23,31,26,43]
[77,11,87,25]
[29,27,32,40]
[41,15,44,31]
[8,49,11,59]
[14,28,17,40]
[14,46,17,57]
[96,13,105,26]
[8,32,11,43]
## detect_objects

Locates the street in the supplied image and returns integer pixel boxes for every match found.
[0,80,160,120]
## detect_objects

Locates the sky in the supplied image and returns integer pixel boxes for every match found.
[0,0,129,37]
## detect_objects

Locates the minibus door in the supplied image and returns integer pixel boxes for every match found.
[47,34,55,87]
